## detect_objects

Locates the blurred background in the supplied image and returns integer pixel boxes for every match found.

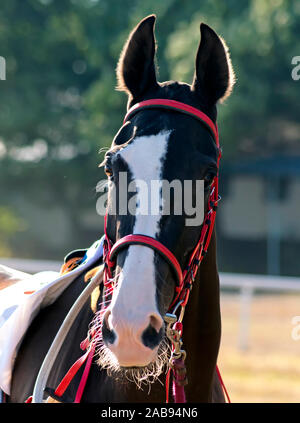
[0,0,299,402]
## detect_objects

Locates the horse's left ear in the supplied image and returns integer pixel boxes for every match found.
[192,23,235,104]
[116,15,158,99]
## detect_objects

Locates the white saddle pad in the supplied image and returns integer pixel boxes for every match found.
[0,236,104,395]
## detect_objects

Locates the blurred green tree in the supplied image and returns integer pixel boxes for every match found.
[0,0,299,259]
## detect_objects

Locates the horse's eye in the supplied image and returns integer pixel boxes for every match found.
[104,165,113,178]
[204,172,215,187]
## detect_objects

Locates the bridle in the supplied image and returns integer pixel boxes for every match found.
[33,98,230,404]
[102,98,228,402]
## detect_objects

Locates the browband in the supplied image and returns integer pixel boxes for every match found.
[123,99,219,146]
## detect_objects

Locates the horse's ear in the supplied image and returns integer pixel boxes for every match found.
[116,15,158,99]
[192,23,235,104]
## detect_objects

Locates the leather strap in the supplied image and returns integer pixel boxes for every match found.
[109,234,183,287]
[123,99,218,143]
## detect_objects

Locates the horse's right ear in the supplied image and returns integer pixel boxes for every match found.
[192,23,235,104]
[116,15,158,100]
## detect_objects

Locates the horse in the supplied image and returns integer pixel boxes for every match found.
[7,14,235,403]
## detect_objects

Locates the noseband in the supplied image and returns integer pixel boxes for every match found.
[103,98,221,312]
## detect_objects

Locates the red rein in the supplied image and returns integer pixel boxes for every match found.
[52,99,230,404]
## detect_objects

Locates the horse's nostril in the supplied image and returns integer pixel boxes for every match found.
[141,316,164,350]
[102,310,116,345]
[149,314,163,333]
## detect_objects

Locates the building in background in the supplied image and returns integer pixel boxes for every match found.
[217,156,300,276]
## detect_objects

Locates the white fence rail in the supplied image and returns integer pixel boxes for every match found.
[220,273,300,350]
[1,257,300,350]
[0,257,61,273]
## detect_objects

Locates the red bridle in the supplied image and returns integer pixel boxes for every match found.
[103,98,221,311]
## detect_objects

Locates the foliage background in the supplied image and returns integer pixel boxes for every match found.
[0,0,299,267]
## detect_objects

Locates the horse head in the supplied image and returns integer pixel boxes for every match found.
[97,15,235,385]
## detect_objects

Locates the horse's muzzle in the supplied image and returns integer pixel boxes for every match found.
[102,309,164,367]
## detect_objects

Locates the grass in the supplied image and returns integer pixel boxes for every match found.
[218,293,300,403]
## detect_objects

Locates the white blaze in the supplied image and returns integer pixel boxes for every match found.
[108,131,170,355]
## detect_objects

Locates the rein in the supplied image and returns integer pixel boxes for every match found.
[32,99,230,404]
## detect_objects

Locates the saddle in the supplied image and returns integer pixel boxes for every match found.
[0,237,104,397]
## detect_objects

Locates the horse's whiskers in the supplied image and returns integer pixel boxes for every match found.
[88,306,171,391]
[95,337,170,391]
